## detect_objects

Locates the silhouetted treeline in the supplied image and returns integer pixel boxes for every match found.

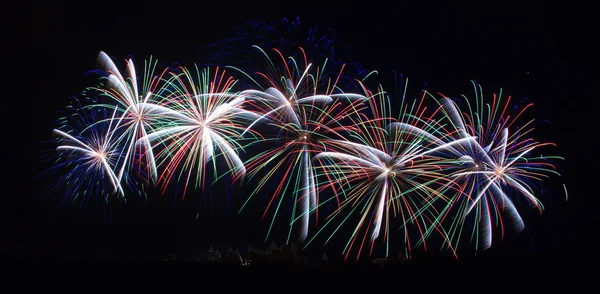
[7,255,596,291]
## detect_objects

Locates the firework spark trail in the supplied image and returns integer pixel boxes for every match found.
[431,81,563,251]
[137,65,259,199]
[234,46,368,243]
[306,78,477,260]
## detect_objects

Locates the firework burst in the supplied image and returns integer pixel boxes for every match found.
[431,81,564,252]
[138,65,258,198]
[88,52,170,185]
[234,46,367,243]
[306,77,476,260]
[202,17,368,89]
[42,98,142,219]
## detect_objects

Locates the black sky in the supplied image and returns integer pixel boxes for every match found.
[8,0,596,262]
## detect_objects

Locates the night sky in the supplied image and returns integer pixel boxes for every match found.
[8,1,595,264]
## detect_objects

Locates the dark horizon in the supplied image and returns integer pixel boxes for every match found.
[9,0,596,270]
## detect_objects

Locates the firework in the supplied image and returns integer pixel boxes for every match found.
[89,51,170,185]
[43,98,140,217]
[137,65,258,198]
[431,81,563,252]
[305,77,476,260]
[234,45,368,243]
[202,17,368,91]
